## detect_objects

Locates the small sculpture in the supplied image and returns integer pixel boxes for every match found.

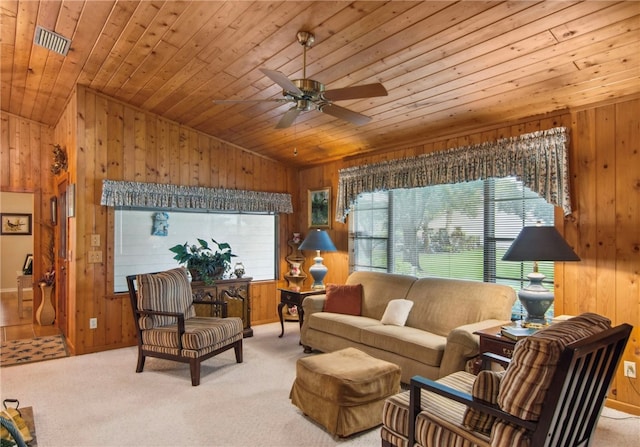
[51,144,68,175]
[234,262,245,278]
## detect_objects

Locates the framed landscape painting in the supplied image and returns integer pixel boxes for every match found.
[1,213,32,235]
[308,187,331,229]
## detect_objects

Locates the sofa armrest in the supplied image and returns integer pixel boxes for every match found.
[299,294,326,343]
[439,319,511,378]
[301,294,326,317]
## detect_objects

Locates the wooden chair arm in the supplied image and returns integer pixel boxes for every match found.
[481,351,511,370]
[408,375,537,446]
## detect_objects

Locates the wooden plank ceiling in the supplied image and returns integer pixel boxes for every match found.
[1,1,639,167]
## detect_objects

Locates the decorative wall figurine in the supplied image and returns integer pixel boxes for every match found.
[151,212,169,236]
[51,144,68,175]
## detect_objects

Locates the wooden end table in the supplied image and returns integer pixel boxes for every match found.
[473,324,518,374]
[277,288,325,338]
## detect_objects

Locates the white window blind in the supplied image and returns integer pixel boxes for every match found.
[350,177,555,319]
[114,209,276,292]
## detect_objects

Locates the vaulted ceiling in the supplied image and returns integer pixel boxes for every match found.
[1,1,639,167]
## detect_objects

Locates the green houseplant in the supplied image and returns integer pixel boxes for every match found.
[169,238,237,285]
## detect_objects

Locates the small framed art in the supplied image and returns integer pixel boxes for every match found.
[22,254,34,275]
[308,187,331,229]
[1,213,32,235]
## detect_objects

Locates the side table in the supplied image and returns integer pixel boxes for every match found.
[17,274,33,318]
[277,288,325,338]
[473,324,517,374]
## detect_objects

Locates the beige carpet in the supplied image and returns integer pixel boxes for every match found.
[0,335,68,366]
[0,322,638,446]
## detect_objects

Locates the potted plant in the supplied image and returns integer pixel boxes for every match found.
[169,238,237,285]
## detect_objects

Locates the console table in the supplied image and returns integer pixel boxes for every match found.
[191,277,253,337]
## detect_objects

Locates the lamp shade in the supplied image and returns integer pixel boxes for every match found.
[298,229,336,289]
[502,225,579,327]
[298,229,337,252]
[502,226,580,262]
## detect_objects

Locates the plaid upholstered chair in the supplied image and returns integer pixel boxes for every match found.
[381,313,631,447]
[126,267,243,386]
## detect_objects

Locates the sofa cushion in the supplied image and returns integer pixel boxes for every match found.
[405,278,515,336]
[361,325,445,367]
[346,271,417,319]
[136,267,195,329]
[462,370,505,434]
[308,312,381,344]
[380,299,414,326]
[381,371,489,447]
[323,283,362,315]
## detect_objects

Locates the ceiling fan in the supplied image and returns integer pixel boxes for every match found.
[213,31,388,129]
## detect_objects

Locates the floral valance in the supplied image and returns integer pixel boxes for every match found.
[101,180,293,214]
[336,127,571,222]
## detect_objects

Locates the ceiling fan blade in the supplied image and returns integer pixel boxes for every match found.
[275,107,302,129]
[260,68,303,96]
[319,103,371,126]
[212,98,290,104]
[322,83,388,101]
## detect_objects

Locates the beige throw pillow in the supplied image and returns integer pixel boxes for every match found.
[380,299,414,326]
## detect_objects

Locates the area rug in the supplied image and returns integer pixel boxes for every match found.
[0,335,68,367]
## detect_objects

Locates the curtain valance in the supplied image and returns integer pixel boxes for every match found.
[336,127,571,222]
[101,180,293,214]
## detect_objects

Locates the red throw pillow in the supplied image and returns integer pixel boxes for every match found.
[323,283,363,316]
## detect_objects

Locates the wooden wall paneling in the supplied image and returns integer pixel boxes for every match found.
[122,106,136,182]
[74,90,92,352]
[179,127,190,185]
[613,99,640,410]
[168,122,180,185]
[145,114,158,183]
[577,107,599,315]
[594,105,618,318]
[156,119,169,183]
[134,111,146,183]
[0,114,9,189]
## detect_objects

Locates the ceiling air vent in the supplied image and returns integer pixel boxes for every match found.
[34,25,70,56]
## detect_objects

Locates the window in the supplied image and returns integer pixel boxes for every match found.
[350,177,555,319]
[113,209,276,292]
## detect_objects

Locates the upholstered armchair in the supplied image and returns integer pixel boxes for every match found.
[381,313,631,447]
[126,267,243,386]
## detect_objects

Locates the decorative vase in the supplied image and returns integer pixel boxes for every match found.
[234,262,245,278]
[36,283,56,326]
[290,262,301,276]
[292,233,301,244]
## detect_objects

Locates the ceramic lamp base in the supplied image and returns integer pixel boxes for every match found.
[518,272,553,327]
[308,255,328,290]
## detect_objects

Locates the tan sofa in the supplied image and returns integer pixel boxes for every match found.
[300,271,516,383]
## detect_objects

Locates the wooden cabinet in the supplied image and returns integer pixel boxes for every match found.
[191,278,253,337]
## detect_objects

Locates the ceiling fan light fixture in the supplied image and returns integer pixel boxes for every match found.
[34,25,71,56]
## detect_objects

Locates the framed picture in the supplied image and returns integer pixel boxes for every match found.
[1,213,32,235]
[22,254,33,275]
[308,187,331,229]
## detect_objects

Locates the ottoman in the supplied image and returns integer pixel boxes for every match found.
[290,347,401,437]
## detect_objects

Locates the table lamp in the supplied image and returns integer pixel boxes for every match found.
[502,224,580,327]
[298,229,337,289]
